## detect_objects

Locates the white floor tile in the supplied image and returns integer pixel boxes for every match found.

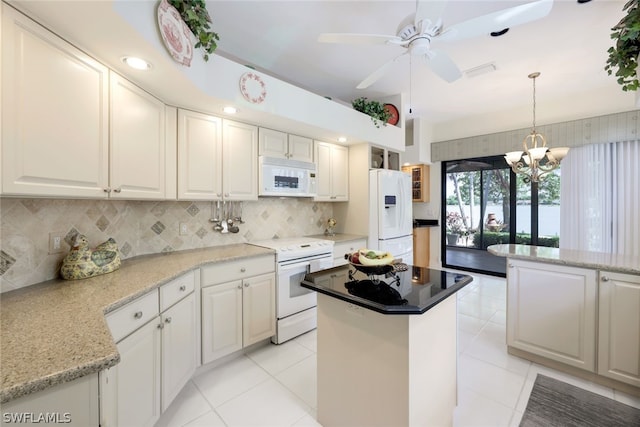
[182,410,226,427]
[216,378,311,426]
[155,381,211,427]
[457,298,499,321]
[193,355,270,408]
[453,385,515,427]
[463,335,531,377]
[291,413,322,427]
[275,354,317,408]
[294,329,317,352]
[457,313,488,335]
[247,339,313,376]
[458,354,527,408]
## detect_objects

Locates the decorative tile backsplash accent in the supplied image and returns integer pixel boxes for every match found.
[0,198,334,293]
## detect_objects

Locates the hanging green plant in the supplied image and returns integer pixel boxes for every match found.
[168,0,220,61]
[351,97,391,128]
[605,0,640,91]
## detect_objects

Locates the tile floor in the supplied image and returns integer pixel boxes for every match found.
[155,273,640,427]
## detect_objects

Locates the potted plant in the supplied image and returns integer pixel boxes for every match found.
[605,0,640,91]
[351,97,391,128]
[445,211,465,246]
[168,0,219,61]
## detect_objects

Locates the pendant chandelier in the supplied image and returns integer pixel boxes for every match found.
[504,72,569,183]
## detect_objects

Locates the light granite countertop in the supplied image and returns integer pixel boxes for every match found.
[306,233,367,243]
[488,244,640,275]
[0,244,274,404]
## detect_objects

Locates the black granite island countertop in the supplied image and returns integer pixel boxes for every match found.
[302,264,472,315]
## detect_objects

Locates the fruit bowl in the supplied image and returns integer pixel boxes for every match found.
[349,262,394,276]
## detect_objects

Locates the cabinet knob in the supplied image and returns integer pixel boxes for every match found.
[224,193,230,197]
[134,311,143,319]
[244,283,250,287]
[601,276,610,282]
[237,285,242,289]
[240,267,246,272]
[157,323,164,329]
[508,263,514,268]
[103,188,111,193]
[179,285,186,292]
[164,317,172,324]
[113,188,122,193]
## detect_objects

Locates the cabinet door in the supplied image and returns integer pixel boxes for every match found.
[598,271,640,387]
[288,134,314,162]
[413,228,430,268]
[314,141,333,201]
[223,120,258,200]
[177,109,223,200]
[2,5,109,198]
[101,319,161,427]
[161,293,198,412]
[506,260,597,371]
[110,72,167,199]
[258,127,288,159]
[201,281,243,364]
[330,144,349,201]
[243,273,276,346]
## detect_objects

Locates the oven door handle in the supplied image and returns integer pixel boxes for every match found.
[278,261,311,273]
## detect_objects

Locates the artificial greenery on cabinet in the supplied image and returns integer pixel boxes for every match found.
[168,0,219,61]
[351,97,391,128]
[605,0,640,91]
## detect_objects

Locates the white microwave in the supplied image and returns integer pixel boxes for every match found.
[259,156,317,197]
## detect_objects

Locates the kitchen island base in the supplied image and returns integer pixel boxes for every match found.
[316,293,457,427]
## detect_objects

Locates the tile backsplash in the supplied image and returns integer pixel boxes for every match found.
[0,198,334,293]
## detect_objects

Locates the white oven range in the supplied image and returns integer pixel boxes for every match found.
[249,237,334,344]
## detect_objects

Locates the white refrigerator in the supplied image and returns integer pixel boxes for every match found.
[369,169,413,265]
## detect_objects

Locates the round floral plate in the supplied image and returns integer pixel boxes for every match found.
[157,0,193,67]
[240,72,267,104]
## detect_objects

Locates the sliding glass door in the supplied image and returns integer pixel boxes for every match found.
[442,156,561,276]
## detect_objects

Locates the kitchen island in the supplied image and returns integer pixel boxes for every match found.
[302,264,472,427]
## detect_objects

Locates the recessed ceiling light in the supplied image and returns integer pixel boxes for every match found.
[337,136,347,143]
[490,28,509,37]
[223,106,237,114]
[122,56,151,70]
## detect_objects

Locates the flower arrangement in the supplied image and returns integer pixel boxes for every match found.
[351,97,391,128]
[605,0,640,91]
[446,211,465,234]
[168,0,219,61]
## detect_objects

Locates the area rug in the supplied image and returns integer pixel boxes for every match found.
[520,374,640,427]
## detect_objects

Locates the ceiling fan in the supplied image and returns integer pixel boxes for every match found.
[318,0,554,88]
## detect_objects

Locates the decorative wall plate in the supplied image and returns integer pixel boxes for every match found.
[240,72,267,104]
[384,103,399,125]
[157,0,193,67]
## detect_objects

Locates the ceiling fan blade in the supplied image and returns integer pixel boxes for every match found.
[415,0,448,30]
[318,33,400,45]
[424,50,462,83]
[357,53,407,89]
[437,0,553,42]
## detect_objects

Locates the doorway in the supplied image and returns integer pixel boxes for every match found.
[442,156,561,276]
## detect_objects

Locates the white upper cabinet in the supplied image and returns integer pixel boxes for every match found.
[2,4,109,198]
[314,141,348,201]
[259,128,313,162]
[177,113,257,201]
[110,72,169,199]
[1,5,174,200]
[222,119,258,201]
[177,109,223,200]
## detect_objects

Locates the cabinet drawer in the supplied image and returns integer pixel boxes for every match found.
[201,255,275,287]
[107,291,159,343]
[333,239,367,266]
[160,270,195,312]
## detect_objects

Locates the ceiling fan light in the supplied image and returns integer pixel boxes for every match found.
[505,151,523,164]
[548,146,570,161]
[529,147,548,161]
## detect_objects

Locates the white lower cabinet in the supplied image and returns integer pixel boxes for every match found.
[100,272,197,426]
[598,271,640,387]
[201,260,276,364]
[0,373,99,426]
[507,259,597,371]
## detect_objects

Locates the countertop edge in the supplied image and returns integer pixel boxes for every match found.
[488,244,640,275]
[0,244,275,404]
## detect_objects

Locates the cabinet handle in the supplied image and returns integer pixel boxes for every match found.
[240,267,246,273]
[601,276,610,282]
[113,188,122,193]
[179,285,186,291]
[103,188,111,193]
[164,317,172,324]
[134,311,143,319]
